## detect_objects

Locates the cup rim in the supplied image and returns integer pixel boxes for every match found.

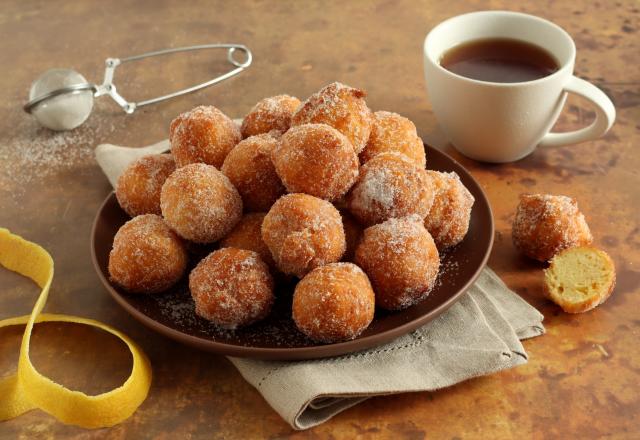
[423,10,576,87]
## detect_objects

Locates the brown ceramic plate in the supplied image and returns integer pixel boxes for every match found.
[91,144,493,360]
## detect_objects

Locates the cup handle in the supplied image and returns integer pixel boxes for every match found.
[539,75,616,147]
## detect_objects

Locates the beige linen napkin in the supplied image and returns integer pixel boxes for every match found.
[95,138,545,430]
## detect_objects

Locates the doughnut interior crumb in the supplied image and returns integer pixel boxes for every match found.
[544,246,616,314]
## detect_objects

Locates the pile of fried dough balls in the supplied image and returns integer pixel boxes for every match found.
[109,82,475,343]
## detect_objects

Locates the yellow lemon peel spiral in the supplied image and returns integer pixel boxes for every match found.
[0,228,152,428]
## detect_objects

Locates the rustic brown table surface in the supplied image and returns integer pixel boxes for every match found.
[1,0,638,438]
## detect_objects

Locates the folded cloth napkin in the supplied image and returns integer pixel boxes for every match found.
[95,139,545,430]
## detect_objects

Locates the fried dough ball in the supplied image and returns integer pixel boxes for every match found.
[241,94,301,137]
[347,152,435,226]
[221,133,285,211]
[360,111,426,168]
[108,214,187,294]
[355,216,440,310]
[220,212,275,269]
[115,154,176,217]
[273,124,359,201]
[341,211,363,262]
[160,163,242,243]
[291,82,372,154]
[293,263,375,343]
[262,193,346,277]
[170,105,241,168]
[424,171,475,249]
[189,248,274,329]
[512,194,593,262]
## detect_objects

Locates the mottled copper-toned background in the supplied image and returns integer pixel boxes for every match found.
[0,0,638,438]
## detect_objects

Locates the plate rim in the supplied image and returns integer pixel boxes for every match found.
[90,144,494,360]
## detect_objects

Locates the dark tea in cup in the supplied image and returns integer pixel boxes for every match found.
[440,38,559,83]
[423,11,615,162]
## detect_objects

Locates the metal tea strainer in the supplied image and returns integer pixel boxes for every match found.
[23,44,252,131]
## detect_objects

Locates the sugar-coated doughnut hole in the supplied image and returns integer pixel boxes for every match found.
[424,170,475,249]
[291,82,372,154]
[512,193,593,262]
[108,214,187,294]
[273,124,359,201]
[241,95,301,138]
[189,248,274,329]
[170,105,241,168]
[355,216,440,310]
[262,193,346,277]
[220,212,275,269]
[292,263,375,343]
[360,111,426,168]
[160,163,242,243]
[221,133,285,212]
[347,152,435,226]
[115,154,176,217]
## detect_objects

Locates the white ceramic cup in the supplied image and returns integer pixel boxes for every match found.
[423,11,616,163]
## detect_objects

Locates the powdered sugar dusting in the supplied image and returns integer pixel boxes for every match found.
[144,277,315,346]
[355,164,396,210]
[0,99,116,193]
